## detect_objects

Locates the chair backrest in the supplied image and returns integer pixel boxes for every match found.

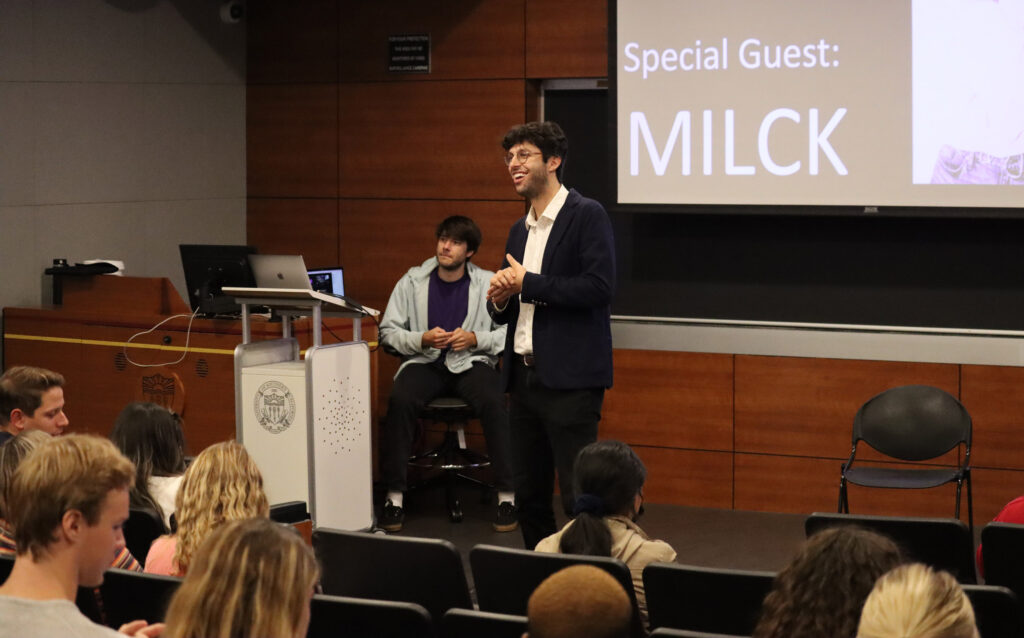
[312,528,472,625]
[124,507,165,567]
[0,554,12,583]
[806,512,977,583]
[270,500,310,524]
[853,385,971,460]
[980,523,1024,612]
[442,608,528,638]
[962,584,1021,638]
[308,594,434,638]
[650,629,749,638]
[469,544,644,638]
[642,562,774,636]
[97,568,182,627]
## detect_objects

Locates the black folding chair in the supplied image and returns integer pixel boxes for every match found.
[642,562,774,635]
[979,522,1024,634]
[97,568,182,627]
[469,543,644,638]
[806,512,977,583]
[838,384,973,532]
[270,500,310,524]
[312,528,472,625]
[308,594,434,638]
[963,584,1021,638]
[441,608,527,638]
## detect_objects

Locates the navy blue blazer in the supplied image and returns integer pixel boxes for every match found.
[489,188,615,391]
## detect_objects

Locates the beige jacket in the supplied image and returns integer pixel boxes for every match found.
[534,515,677,623]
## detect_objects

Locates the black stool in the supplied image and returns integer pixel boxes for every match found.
[408,397,492,522]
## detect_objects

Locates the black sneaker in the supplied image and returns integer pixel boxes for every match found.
[379,500,404,532]
[493,501,518,532]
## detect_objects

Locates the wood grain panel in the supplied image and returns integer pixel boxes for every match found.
[961,365,1024,471]
[631,446,732,509]
[247,198,339,267]
[247,0,339,84]
[247,84,338,198]
[339,0,525,81]
[735,355,960,459]
[525,0,608,78]
[338,80,527,201]
[338,199,525,315]
[735,453,966,521]
[972,468,1024,529]
[602,350,732,450]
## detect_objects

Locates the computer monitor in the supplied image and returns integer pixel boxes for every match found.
[179,244,257,315]
[307,266,345,296]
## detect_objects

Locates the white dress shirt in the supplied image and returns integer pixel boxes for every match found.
[514,184,569,355]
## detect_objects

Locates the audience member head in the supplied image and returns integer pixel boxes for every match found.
[526,564,632,638]
[436,215,482,257]
[560,440,646,556]
[857,563,978,638]
[164,517,318,638]
[110,401,186,519]
[0,366,68,435]
[0,429,50,521]
[7,434,134,586]
[173,440,268,574]
[502,121,569,181]
[753,525,903,638]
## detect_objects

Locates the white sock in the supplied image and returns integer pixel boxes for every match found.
[498,491,515,506]
[387,491,403,508]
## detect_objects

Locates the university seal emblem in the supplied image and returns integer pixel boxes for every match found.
[253,380,296,434]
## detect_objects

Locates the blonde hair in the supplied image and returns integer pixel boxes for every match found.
[7,434,134,558]
[172,441,269,575]
[857,563,978,638]
[164,517,318,638]
[527,565,633,638]
[0,430,50,519]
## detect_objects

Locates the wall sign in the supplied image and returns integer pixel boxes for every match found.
[388,34,430,73]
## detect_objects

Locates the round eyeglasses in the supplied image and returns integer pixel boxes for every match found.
[504,149,540,166]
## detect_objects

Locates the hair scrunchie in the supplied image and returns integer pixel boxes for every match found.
[573,493,606,517]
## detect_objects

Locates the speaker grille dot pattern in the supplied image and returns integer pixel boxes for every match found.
[195,358,209,378]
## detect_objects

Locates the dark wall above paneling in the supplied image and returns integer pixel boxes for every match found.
[247,0,339,84]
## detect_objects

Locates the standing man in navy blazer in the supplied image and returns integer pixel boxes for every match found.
[487,121,615,549]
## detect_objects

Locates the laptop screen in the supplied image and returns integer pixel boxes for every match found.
[308,267,344,296]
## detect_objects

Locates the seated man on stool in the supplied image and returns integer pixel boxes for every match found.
[378,215,515,533]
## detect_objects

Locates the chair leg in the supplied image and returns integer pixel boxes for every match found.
[838,477,849,513]
[966,472,974,536]
[446,470,463,523]
[954,479,962,522]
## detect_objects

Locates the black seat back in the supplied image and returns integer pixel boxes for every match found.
[441,608,527,638]
[270,500,310,524]
[124,507,165,567]
[312,528,471,625]
[963,584,1021,638]
[853,384,970,460]
[642,562,773,635]
[97,568,182,627]
[806,512,976,583]
[308,594,434,638]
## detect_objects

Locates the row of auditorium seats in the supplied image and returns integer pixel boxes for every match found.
[11,512,1024,637]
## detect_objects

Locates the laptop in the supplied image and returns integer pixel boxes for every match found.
[247,255,371,314]
[307,266,345,297]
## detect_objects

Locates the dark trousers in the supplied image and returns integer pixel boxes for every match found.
[380,361,513,493]
[509,357,604,549]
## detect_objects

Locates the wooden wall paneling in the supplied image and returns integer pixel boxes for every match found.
[525,0,608,78]
[247,84,339,198]
[631,446,732,509]
[602,350,733,450]
[247,0,339,84]
[961,365,1024,471]
[337,80,527,201]
[338,0,525,82]
[734,355,960,462]
[734,453,962,518]
[247,198,339,267]
[972,468,1024,528]
[337,199,524,315]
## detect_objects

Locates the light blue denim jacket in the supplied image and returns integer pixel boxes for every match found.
[379,257,506,378]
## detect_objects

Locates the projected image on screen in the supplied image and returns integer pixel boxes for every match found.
[614,0,1024,208]
[913,0,1024,186]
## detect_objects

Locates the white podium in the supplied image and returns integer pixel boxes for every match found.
[225,287,377,531]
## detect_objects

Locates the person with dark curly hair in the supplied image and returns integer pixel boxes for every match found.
[752,526,903,638]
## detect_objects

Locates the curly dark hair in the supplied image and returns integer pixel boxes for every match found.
[501,121,569,182]
[752,526,902,638]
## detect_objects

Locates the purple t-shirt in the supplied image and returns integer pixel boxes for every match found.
[428,269,470,340]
